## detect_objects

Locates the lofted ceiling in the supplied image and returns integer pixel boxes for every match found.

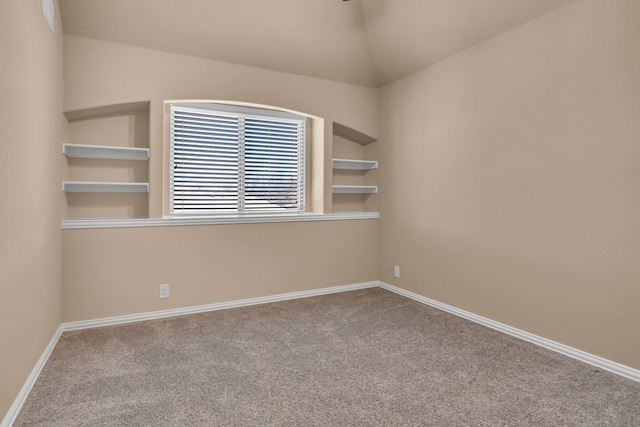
[59,0,576,87]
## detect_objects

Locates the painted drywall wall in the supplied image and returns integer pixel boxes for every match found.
[62,36,380,322]
[0,0,64,420]
[62,220,378,322]
[379,0,640,369]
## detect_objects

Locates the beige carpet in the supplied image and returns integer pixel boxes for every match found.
[13,288,640,426]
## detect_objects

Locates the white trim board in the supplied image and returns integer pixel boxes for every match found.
[61,211,379,229]
[1,326,63,427]
[378,281,640,383]
[62,282,379,331]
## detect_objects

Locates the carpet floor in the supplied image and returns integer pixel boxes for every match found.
[13,287,640,426]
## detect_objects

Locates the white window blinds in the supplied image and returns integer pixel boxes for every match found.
[170,104,305,214]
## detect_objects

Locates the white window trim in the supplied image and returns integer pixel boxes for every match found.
[175,102,306,121]
[61,212,379,229]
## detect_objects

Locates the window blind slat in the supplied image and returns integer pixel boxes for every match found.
[171,105,305,214]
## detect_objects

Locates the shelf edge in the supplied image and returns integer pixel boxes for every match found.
[62,181,150,193]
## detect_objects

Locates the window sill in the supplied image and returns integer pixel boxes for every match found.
[61,212,379,229]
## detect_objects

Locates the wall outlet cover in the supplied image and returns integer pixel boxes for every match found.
[159,284,170,299]
[394,265,400,278]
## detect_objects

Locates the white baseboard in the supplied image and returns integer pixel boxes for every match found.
[1,326,63,427]
[61,281,379,331]
[377,281,640,383]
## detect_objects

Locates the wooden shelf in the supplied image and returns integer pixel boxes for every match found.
[333,122,377,145]
[332,185,378,194]
[62,181,149,193]
[332,159,378,170]
[63,144,149,161]
[64,101,150,122]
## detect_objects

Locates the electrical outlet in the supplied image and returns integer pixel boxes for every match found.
[394,265,400,278]
[159,284,170,299]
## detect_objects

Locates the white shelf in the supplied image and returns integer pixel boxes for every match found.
[63,144,149,161]
[333,122,377,145]
[333,159,378,170]
[63,101,150,122]
[332,185,378,194]
[63,181,149,193]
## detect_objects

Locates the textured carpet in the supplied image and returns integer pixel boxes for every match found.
[13,288,640,426]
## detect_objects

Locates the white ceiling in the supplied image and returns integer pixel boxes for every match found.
[59,0,576,87]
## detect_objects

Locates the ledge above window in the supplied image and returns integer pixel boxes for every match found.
[61,212,379,229]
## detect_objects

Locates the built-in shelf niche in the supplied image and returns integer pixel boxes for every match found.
[331,122,378,213]
[63,101,150,219]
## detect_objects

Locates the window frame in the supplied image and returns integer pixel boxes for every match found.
[169,102,307,217]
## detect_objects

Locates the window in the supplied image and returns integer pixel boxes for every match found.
[170,103,306,215]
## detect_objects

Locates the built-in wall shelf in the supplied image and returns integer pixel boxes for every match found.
[63,144,149,161]
[62,181,149,193]
[331,122,379,213]
[333,122,377,146]
[332,159,378,170]
[62,101,151,219]
[332,185,378,194]
[64,101,150,122]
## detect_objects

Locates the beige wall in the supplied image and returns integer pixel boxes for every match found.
[379,0,640,369]
[62,36,380,322]
[0,0,64,420]
[62,220,378,322]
